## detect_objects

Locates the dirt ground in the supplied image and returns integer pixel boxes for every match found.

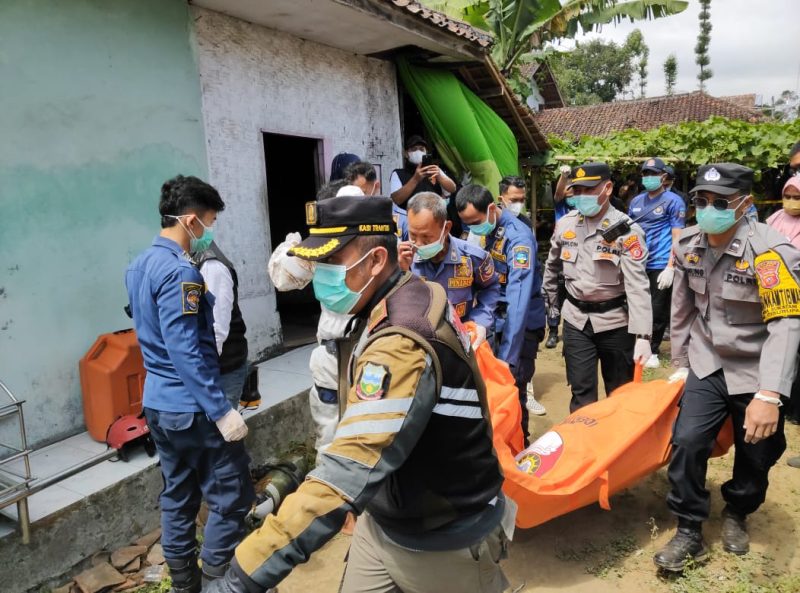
[280,342,800,593]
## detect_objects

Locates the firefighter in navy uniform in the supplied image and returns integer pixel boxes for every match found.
[543,163,653,413]
[654,164,800,572]
[206,195,509,593]
[126,176,255,592]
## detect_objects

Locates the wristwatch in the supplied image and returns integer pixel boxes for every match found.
[636,334,651,341]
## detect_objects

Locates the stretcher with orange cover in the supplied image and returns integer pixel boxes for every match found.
[472,338,733,529]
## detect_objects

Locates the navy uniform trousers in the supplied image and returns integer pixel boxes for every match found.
[666,369,787,526]
[144,409,255,566]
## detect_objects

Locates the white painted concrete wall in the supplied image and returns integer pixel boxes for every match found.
[191,6,403,356]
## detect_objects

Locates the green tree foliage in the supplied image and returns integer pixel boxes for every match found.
[695,0,713,90]
[548,39,636,105]
[542,116,800,182]
[663,53,678,95]
[624,29,649,98]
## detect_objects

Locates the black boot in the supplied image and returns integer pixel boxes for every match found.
[721,508,749,555]
[202,563,229,588]
[166,557,201,593]
[653,525,708,572]
[239,367,261,409]
[545,328,559,349]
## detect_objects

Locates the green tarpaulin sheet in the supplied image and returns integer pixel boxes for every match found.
[397,57,519,193]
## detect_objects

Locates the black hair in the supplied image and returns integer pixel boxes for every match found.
[358,235,398,266]
[455,184,494,213]
[790,142,800,158]
[159,175,225,228]
[499,175,526,195]
[316,179,348,201]
[344,161,377,183]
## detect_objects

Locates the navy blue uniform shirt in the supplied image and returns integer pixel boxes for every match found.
[125,236,230,421]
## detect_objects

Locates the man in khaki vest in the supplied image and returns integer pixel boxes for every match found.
[206,195,510,593]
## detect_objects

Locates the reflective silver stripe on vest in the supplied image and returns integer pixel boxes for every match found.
[432,403,483,419]
[439,386,479,403]
[334,418,405,440]
[340,397,414,422]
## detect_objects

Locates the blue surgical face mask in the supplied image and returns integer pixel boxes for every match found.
[171,215,214,253]
[696,197,744,235]
[572,195,602,217]
[414,224,447,260]
[642,175,663,192]
[311,249,376,314]
[469,206,496,236]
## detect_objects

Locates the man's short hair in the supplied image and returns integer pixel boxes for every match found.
[357,234,398,265]
[407,192,447,223]
[790,141,800,158]
[455,184,494,213]
[344,161,377,183]
[316,179,348,201]
[499,175,526,195]
[159,175,225,228]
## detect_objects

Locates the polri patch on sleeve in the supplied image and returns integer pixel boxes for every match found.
[623,235,645,261]
[181,282,203,314]
[512,245,531,269]
[755,250,800,321]
[355,362,391,400]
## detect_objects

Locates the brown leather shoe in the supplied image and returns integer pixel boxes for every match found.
[721,508,749,555]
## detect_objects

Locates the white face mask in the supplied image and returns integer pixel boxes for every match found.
[505,201,524,216]
[408,150,426,165]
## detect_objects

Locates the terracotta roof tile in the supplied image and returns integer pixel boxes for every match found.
[388,0,493,47]
[535,91,764,139]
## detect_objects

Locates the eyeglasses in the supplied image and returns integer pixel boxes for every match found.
[692,195,744,211]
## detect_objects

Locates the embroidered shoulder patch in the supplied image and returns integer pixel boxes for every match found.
[755,250,800,321]
[181,282,202,314]
[355,362,390,400]
[478,255,495,282]
[512,245,531,269]
[623,235,645,261]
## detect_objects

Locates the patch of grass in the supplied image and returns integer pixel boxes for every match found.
[138,578,171,593]
[664,551,800,593]
[555,534,638,578]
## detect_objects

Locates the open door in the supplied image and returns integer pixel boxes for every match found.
[263,132,324,347]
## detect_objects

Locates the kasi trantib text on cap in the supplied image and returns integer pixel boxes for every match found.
[690,163,754,196]
[289,195,397,261]
[568,162,612,188]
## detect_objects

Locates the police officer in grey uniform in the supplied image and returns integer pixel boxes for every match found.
[654,164,800,572]
[543,163,653,413]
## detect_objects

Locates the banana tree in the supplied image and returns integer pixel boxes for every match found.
[426,0,688,74]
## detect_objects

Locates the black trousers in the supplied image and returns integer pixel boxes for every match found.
[512,329,545,445]
[563,320,634,413]
[666,370,787,525]
[647,269,672,353]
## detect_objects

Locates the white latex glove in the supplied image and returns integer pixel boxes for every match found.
[633,338,651,364]
[215,408,248,442]
[268,234,315,291]
[668,367,690,384]
[657,266,675,290]
[559,165,571,175]
[285,231,302,246]
[471,324,488,348]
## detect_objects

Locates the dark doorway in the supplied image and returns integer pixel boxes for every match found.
[263,132,323,347]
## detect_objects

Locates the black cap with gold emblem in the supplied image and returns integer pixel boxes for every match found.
[289,195,397,261]
[567,162,612,189]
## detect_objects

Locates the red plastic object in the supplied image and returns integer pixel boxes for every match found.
[79,329,146,442]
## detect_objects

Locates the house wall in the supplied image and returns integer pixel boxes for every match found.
[191,7,404,355]
[0,0,209,447]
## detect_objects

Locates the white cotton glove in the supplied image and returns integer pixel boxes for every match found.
[633,338,651,364]
[657,266,675,290]
[668,367,690,384]
[215,408,248,442]
[268,233,315,291]
[471,324,488,348]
